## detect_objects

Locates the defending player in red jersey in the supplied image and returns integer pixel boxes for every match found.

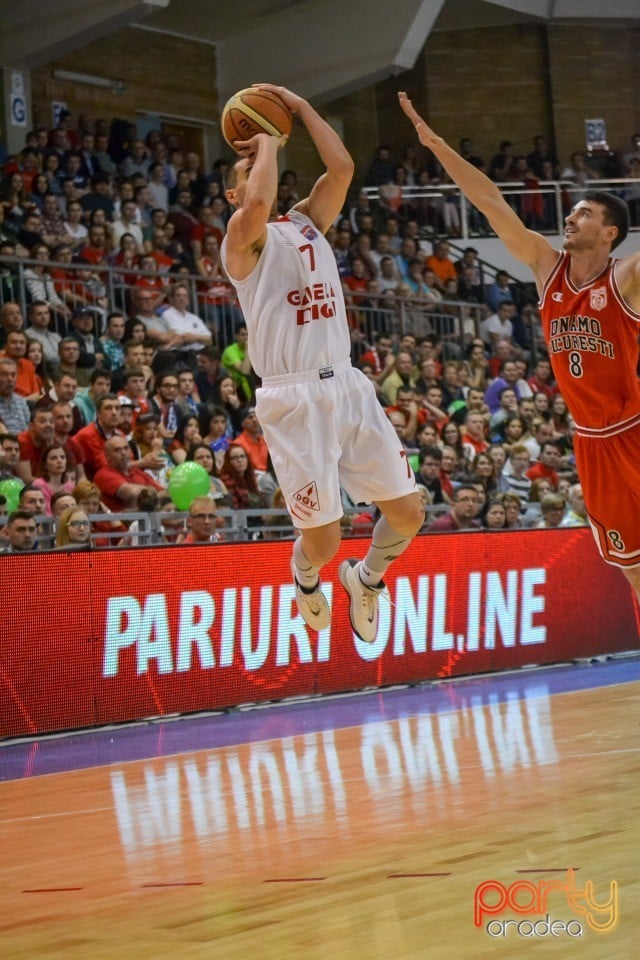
[399,92,640,603]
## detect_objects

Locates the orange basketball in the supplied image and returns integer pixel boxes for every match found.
[221,88,293,149]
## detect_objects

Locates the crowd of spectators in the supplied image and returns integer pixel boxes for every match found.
[2,113,633,551]
[362,135,640,234]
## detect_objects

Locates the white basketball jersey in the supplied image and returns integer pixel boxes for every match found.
[221,210,351,378]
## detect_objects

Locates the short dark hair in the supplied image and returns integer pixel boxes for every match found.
[95,393,118,412]
[454,483,480,501]
[199,345,220,362]
[154,369,179,388]
[419,444,443,464]
[540,439,562,454]
[89,368,111,385]
[28,300,49,316]
[136,488,159,512]
[55,369,78,384]
[582,190,630,250]
[122,366,145,382]
[8,509,37,526]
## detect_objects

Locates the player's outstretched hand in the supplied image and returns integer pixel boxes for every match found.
[398,92,442,150]
[252,83,305,115]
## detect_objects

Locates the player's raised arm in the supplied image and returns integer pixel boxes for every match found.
[254,83,354,234]
[398,92,557,283]
[224,132,280,277]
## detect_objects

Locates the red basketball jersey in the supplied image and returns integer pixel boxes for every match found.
[540,253,640,432]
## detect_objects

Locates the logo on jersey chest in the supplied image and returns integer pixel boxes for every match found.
[590,286,607,311]
[287,282,337,325]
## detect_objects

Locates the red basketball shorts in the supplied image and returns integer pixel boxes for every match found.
[573,425,640,568]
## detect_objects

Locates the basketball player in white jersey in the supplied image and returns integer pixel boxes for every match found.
[221,83,423,642]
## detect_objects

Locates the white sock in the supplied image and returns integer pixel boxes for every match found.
[292,537,321,591]
[360,516,413,587]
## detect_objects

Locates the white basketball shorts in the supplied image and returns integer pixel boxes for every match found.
[255,359,417,528]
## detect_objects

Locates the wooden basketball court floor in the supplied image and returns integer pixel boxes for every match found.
[1,658,638,959]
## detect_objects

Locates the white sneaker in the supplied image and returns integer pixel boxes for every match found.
[290,558,331,631]
[339,559,384,643]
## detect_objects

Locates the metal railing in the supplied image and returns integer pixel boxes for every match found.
[363,176,640,240]
[0,255,495,354]
[3,504,455,552]
[0,255,244,347]
[0,502,551,554]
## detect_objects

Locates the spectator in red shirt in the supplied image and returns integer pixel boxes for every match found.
[79,223,109,266]
[439,445,457,499]
[168,187,198,250]
[191,205,224,261]
[526,439,561,490]
[527,356,557,399]
[94,435,163,512]
[359,333,394,381]
[149,226,176,274]
[134,254,168,312]
[52,401,85,481]
[117,365,151,421]
[234,406,269,474]
[461,409,489,462]
[426,484,482,533]
[74,393,123,479]
[17,408,55,482]
[342,255,369,329]
[1,330,42,403]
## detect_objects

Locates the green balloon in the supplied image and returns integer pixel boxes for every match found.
[0,477,24,514]
[168,461,211,510]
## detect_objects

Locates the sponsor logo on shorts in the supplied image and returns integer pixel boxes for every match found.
[293,481,320,512]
